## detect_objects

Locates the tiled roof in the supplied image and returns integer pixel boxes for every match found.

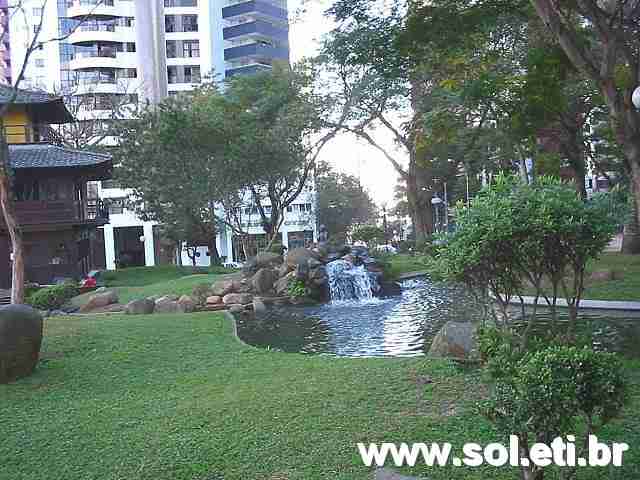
[9,144,111,169]
[0,85,61,105]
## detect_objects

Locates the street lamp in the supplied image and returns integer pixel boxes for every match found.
[633,86,640,110]
[431,195,443,233]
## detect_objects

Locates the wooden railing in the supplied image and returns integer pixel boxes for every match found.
[0,200,109,228]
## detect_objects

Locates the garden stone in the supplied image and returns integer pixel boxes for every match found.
[256,252,283,268]
[228,305,244,314]
[206,295,222,305]
[177,295,197,313]
[295,260,309,281]
[233,279,253,293]
[309,265,327,280]
[157,294,179,302]
[125,299,155,315]
[374,468,425,480]
[154,299,179,314]
[0,304,43,384]
[252,268,278,294]
[308,258,323,269]
[253,298,267,315]
[312,276,328,287]
[286,248,319,269]
[223,293,253,305]
[428,321,479,361]
[211,280,235,297]
[275,272,295,296]
[278,262,290,278]
[79,290,118,313]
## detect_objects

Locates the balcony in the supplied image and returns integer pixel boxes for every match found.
[223,20,288,42]
[0,199,109,230]
[222,1,288,22]
[224,42,289,62]
[67,0,117,20]
[225,63,272,77]
[69,52,120,70]
[68,29,121,45]
[4,124,62,145]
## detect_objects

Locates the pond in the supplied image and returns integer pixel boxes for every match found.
[236,277,640,359]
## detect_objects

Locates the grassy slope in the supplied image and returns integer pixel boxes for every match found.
[72,266,240,306]
[1,313,638,480]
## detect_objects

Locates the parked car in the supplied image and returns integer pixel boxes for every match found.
[375,244,398,254]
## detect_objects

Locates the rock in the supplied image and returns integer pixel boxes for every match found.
[278,262,290,278]
[252,268,279,294]
[308,258,323,269]
[79,290,118,313]
[374,467,425,480]
[206,295,222,305]
[295,260,310,281]
[275,271,296,296]
[157,294,179,302]
[211,280,235,297]
[309,265,327,280]
[154,299,179,314]
[0,305,43,384]
[286,248,319,269]
[222,293,253,305]
[312,276,328,287]
[256,252,283,268]
[177,295,196,313]
[205,304,230,312]
[125,299,155,315]
[253,298,267,315]
[428,321,479,361]
[233,279,253,293]
[229,305,244,314]
[378,281,402,297]
[103,304,125,313]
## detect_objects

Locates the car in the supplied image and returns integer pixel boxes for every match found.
[375,244,398,254]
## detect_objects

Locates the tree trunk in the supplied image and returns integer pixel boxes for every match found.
[625,154,640,254]
[0,164,24,304]
[208,236,221,265]
[406,160,433,243]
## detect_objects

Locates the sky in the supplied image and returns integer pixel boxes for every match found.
[288,0,404,207]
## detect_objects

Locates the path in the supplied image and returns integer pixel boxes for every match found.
[510,296,640,312]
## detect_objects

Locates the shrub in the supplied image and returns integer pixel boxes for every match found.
[287,278,307,298]
[267,242,285,255]
[191,283,212,306]
[482,345,626,479]
[27,282,80,310]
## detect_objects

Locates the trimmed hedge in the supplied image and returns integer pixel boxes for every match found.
[27,282,79,310]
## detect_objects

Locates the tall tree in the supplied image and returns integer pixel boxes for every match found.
[528,0,640,236]
[315,161,377,243]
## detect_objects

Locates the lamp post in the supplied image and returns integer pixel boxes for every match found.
[431,196,443,233]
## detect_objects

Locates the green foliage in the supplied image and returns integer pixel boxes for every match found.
[438,174,618,329]
[267,243,284,255]
[287,278,308,299]
[191,283,213,306]
[351,225,385,246]
[483,345,627,462]
[27,282,80,310]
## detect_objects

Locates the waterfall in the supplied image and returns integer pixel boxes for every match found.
[325,259,377,302]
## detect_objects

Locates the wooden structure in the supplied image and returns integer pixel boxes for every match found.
[0,86,112,288]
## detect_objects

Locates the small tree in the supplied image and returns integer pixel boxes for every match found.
[483,345,626,480]
[439,175,617,342]
[351,225,386,247]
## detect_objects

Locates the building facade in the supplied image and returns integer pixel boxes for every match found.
[8,0,304,270]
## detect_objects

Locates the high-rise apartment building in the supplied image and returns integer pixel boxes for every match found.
[7,1,314,270]
[0,0,11,85]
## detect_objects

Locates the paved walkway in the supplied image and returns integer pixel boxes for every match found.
[374,468,426,480]
[396,271,430,281]
[510,296,640,312]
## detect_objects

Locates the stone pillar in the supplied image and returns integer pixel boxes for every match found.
[143,223,155,267]
[104,225,116,270]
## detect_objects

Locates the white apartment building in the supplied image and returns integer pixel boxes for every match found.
[10,0,311,270]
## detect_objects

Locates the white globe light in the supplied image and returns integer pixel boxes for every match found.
[633,86,640,110]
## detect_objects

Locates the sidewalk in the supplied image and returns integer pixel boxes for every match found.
[510,296,640,312]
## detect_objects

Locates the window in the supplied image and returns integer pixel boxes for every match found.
[166,40,177,58]
[126,42,136,52]
[183,65,200,83]
[165,15,176,33]
[107,198,126,215]
[32,7,43,16]
[165,0,197,6]
[35,58,45,67]
[182,15,198,32]
[167,66,178,84]
[182,40,199,58]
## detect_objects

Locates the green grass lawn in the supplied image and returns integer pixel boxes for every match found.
[1,313,638,480]
[386,254,431,278]
[583,253,640,301]
[71,265,241,307]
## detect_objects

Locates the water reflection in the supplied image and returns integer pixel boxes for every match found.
[234,278,640,358]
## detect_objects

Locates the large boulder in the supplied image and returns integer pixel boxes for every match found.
[0,305,43,384]
[252,268,279,295]
[428,321,479,361]
[253,298,267,315]
[125,299,155,315]
[79,290,118,313]
[309,265,327,281]
[154,298,179,314]
[177,295,197,313]
[222,293,253,305]
[275,272,296,296]
[286,248,319,269]
[243,252,283,276]
[211,280,235,297]
[206,295,222,305]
